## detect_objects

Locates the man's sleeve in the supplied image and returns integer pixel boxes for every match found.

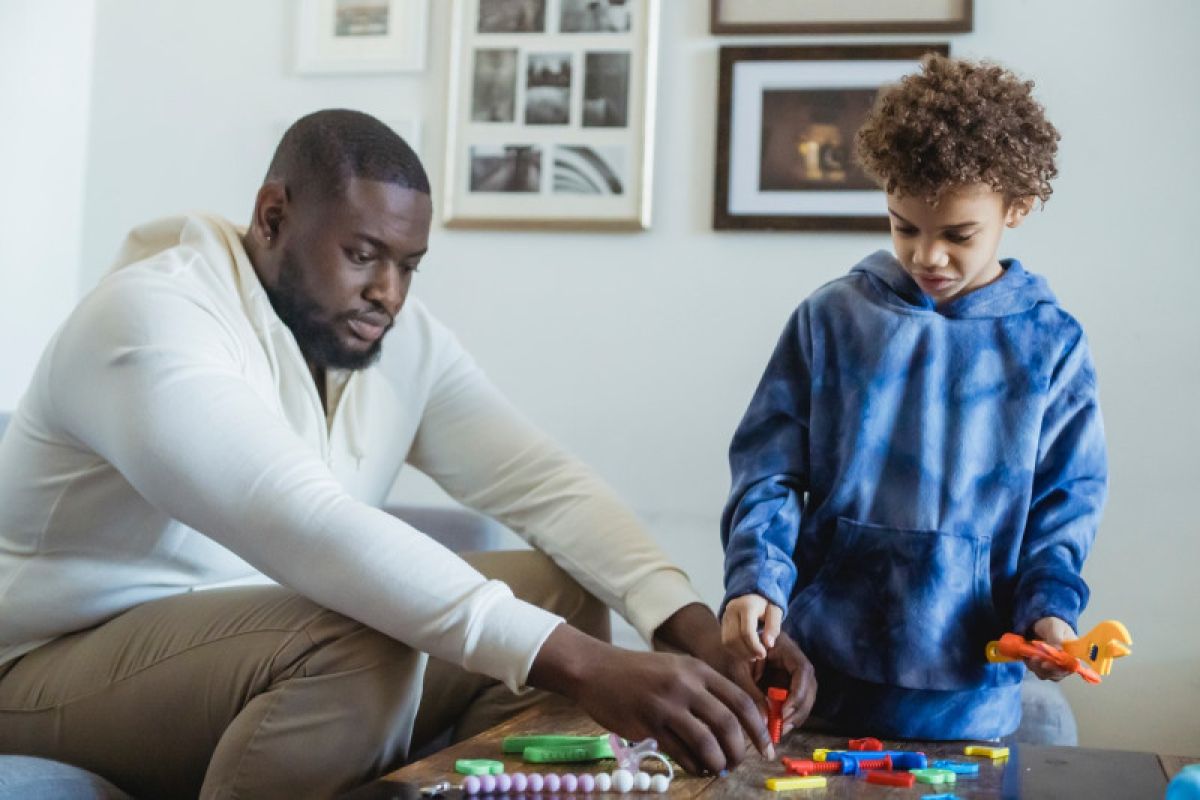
[1012,330,1108,636]
[405,328,702,645]
[50,275,561,691]
[719,308,811,615]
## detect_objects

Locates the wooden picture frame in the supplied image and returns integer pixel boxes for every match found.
[710,0,972,36]
[442,0,660,230]
[713,44,949,232]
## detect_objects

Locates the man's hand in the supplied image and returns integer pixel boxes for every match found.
[527,623,773,775]
[720,594,782,662]
[753,631,817,738]
[1025,616,1076,681]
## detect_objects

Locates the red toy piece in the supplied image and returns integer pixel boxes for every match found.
[783,755,893,777]
[766,687,788,744]
[848,737,883,751]
[864,769,916,788]
[985,633,1101,684]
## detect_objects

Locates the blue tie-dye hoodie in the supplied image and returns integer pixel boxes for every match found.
[721,250,1107,740]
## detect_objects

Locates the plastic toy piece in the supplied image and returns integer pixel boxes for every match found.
[932,759,980,776]
[766,687,788,744]
[765,775,827,791]
[454,759,504,776]
[502,734,615,762]
[924,795,964,800]
[985,633,1101,684]
[785,755,892,777]
[848,736,883,751]
[864,769,915,788]
[911,768,957,784]
[1062,620,1133,676]
[964,745,1010,760]
[811,748,830,761]
[819,750,927,770]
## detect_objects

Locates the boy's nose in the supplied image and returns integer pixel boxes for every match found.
[913,240,949,269]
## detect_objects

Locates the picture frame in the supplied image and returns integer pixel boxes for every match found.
[442,0,660,230]
[710,0,972,35]
[714,44,949,232]
[294,0,429,74]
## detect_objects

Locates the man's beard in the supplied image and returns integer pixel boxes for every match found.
[261,247,384,370]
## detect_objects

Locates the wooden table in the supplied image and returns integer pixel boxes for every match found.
[375,697,1197,798]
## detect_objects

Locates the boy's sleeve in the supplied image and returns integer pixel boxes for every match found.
[720,307,811,614]
[1012,329,1108,636]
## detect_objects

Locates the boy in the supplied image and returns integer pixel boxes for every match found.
[719,54,1107,740]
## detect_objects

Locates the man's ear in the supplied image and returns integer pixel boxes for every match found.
[251,181,289,246]
[1006,195,1035,228]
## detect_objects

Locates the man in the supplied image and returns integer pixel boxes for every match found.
[0,110,813,798]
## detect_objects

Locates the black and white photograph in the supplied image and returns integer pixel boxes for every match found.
[560,0,633,33]
[335,0,389,36]
[469,144,543,192]
[471,49,518,122]
[553,145,626,194]
[444,0,658,228]
[525,53,572,125]
[583,52,629,127]
[477,0,546,33]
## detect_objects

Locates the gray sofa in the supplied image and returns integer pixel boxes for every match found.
[0,411,1076,797]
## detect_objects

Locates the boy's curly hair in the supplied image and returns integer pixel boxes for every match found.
[855,53,1060,204]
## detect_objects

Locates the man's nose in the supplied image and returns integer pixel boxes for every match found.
[364,262,405,316]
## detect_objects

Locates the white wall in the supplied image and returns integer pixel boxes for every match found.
[0,0,95,409]
[66,0,1200,754]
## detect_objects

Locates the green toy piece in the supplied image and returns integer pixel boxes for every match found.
[454,758,505,776]
[911,767,958,784]
[501,734,616,763]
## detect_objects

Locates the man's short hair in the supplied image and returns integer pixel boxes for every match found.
[265,109,430,201]
[855,54,1060,205]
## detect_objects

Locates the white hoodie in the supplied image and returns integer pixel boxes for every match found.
[0,214,701,690]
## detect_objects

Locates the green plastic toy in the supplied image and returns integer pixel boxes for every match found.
[454,758,505,776]
[501,734,616,763]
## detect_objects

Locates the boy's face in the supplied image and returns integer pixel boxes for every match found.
[887,184,1033,305]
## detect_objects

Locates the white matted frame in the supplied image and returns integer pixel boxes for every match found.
[295,0,429,74]
[442,0,660,230]
[714,44,948,232]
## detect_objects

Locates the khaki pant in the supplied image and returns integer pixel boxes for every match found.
[0,551,609,799]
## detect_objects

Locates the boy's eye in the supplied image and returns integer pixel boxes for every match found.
[893,226,918,236]
[945,232,976,244]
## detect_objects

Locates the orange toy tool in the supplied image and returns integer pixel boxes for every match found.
[766,687,787,744]
[986,634,1101,683]
[1061,620,1133,676]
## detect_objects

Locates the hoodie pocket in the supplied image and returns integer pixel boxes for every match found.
[790,516,1002,691]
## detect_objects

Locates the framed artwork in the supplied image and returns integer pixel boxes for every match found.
[294,0,429,74]
[442,0,661,230]
[710,0,972,35]
[714,44,949,232]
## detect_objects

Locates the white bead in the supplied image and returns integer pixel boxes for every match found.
[635,771,651,791]
[650,774,670,793]
[595,772,613,792]
[612,768,635,793]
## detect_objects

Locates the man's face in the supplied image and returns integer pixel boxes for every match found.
[887,184,1029,305]
[262,178,432,370]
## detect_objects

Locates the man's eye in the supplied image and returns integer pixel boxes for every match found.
[404,261,422,274]
[346,249,374,264]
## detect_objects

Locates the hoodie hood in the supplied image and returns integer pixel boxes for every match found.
[851,249,1057,319]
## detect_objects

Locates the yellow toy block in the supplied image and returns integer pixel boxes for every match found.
[766,776,828,791]
[964,745,1009,759]
[811,748,829,762]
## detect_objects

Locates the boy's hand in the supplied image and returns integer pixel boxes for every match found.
[721,594,782,661]
[1026,616,1076,681]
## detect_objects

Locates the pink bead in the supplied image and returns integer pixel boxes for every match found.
[561,773,578,792]
[544,772,562,792]
[510,772,528,792]
[480,774,497,793]
[527,773,544,792]
[462,775,481,795]
[578,773,596,793]
[495,773,512,792]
